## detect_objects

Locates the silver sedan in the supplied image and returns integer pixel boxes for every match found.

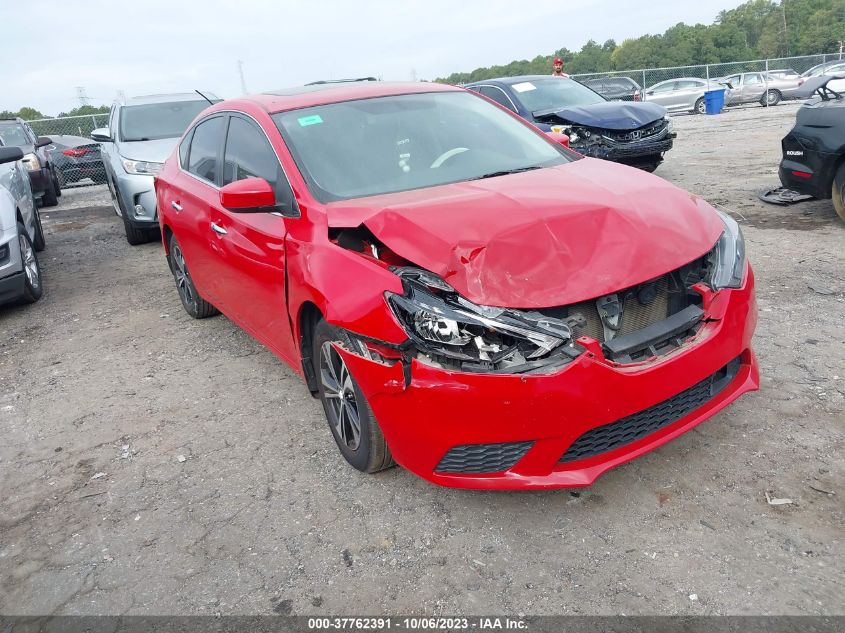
[643,78,724,114]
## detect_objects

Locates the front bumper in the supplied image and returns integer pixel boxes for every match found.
[338,266,758,490]
[574,135,674,162]
[114,172,158,225]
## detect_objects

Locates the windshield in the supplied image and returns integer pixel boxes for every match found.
[273,91,569,202]
[119,100,211,142]
[0,123,30,147]
[506,78,606,113]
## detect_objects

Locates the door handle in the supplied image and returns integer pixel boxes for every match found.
[210,222,227,235]
[170,201,182,212]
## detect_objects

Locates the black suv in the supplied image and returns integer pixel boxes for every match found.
[580,76,642,101]
[0,118,60,207]
[779,76,845,222]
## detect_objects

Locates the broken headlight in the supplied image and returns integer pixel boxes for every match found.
[386,268,576,370]
[709,211,746,289]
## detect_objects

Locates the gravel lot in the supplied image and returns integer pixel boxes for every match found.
[1,104,842,616]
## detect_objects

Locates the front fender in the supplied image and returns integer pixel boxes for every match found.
[286,236,408,345]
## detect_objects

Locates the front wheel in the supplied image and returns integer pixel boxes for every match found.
[17,222,43,304]
[833,162,845,224]
[41,171,59,207]
[312,319,395,474]
[32,207,46,252]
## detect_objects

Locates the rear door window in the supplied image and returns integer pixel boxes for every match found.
[476,86,516,112]
[186,116,224,184]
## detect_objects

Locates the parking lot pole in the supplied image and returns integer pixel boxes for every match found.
[642,70,646,91]
[765,59,769,107]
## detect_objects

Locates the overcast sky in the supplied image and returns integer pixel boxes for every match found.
[4,0,748,116]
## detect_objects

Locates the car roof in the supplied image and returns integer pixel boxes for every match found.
[215,81,460,114]
[466,75,570,87]
[122,92,219,106]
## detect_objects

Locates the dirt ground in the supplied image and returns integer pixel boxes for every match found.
[1,103,842,616]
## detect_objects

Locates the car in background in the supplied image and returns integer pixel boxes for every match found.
[47,135,106,188]
[0,118,59,207]
[717,72,802,106]
[801,60,845,94]
[644,78,726,114]
[779,75,845,223]
[155,80,757,489]
[0,144,45,306]
[466,76,673,172]
[579,76,642,101]
[91,93,218,245]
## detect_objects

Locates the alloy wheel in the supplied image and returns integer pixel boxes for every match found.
[171,244,196,309]
[319,341,362,450]
[19,233,40,290]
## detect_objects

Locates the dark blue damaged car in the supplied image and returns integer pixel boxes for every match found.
[466,75,675,172]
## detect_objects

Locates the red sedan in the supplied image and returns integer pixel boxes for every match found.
[155,80,758,490]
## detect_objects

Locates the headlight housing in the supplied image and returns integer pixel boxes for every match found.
[665,117,674,134]
[386,268,582,373]
[709,211,746,289]
[22,153,40,171]
[122,159,162,175]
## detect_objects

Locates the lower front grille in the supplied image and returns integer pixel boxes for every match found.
[435,441,533,474]
[559,357,742,464]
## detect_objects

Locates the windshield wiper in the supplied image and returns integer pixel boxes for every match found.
[468,166,542,181]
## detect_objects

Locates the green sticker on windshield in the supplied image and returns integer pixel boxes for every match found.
[298,115,323,127]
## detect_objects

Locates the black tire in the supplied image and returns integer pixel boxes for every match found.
[833,162,845,224]
[16,222,43,304]
[694,97,706,115]
[41,171,59,207]
[168,233,219,319]
[635,155,663,173]
[54,167,66,190]
[312,319,395,474]
[114,182,153,245]
[762,89,781,107]
[32,207,46,252]
[52,168,62,198]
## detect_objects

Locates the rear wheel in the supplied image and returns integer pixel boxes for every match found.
[833,162,845,224]
[762,89,781,106]
[312,319,394,474]
[694,97,706,115]
[17,222,43,304]
[168,233,219,319]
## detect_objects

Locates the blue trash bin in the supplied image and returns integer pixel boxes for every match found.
[704,88,725,115]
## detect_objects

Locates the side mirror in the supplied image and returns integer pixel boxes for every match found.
[36,136,52,148]
[220,178,277,213]
[91,128,113,143]
[0,146,25,165]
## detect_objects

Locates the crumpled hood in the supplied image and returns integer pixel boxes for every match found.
[535,101,667,130]
[326,158,724,308]
[118,137,179,163]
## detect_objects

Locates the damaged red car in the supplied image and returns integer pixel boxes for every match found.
[155,81,758,490]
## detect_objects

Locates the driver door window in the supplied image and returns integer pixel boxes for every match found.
[222,115,295,210]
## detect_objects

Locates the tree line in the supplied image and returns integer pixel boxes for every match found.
[0,104,109,121]
[437,0,845,84]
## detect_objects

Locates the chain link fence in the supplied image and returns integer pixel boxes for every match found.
[23,113,110,188]
[572,53,842,114]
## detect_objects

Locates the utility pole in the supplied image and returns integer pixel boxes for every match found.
[781,0,789,57]
[75,87,90,107]
[237,60,248,95]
